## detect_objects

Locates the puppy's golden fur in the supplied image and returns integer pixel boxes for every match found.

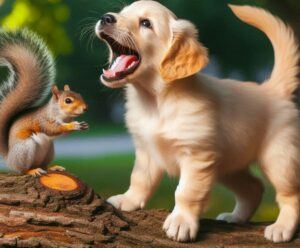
[95,1,300,243]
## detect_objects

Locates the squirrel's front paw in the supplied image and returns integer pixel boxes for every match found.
[27,168,47,177]
[73,121,89,131]
[49,165,66,172]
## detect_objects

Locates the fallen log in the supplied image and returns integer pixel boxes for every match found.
[0,172,298,247]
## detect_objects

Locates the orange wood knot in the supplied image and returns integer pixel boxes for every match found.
[39,172,78,191]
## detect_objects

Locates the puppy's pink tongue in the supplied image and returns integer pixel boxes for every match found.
[103,55,138,78]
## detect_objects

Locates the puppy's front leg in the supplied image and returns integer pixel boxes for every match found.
[107,148,163,211]
[163,154,216,242]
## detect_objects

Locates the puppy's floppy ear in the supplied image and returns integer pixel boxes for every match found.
[160,20,209,82]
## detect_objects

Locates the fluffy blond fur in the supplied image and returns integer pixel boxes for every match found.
[96,1,300,243]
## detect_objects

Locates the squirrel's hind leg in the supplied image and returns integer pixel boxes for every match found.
[26,139,55,176]
[39,142,55,170]
[27,168,47,177]
[40,143,66,172]
[6,139,38,174]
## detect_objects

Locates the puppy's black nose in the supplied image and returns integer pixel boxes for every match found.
[101,14,116,25]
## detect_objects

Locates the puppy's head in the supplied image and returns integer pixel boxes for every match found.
[95,0,208,88]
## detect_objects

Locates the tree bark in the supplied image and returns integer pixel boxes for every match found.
[0,172,299,247]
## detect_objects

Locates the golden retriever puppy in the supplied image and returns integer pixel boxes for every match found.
[95,0,299,243]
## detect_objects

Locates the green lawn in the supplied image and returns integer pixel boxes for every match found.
[53,154,279,222]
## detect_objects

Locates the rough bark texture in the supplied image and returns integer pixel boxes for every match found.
[0,172,299,247]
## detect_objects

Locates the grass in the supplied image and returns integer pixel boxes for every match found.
[53,154,279,222]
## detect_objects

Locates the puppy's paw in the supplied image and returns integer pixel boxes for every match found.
[264,223,295,243]
[216,212,247,224]
[163,210,198,242]
[107,193,145,211]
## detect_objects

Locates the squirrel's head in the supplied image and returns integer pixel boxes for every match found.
[51,85,88,118]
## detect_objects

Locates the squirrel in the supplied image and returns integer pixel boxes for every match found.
[0,29,89,176]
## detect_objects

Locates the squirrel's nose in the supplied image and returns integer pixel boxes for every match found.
[101,14,116,26]
[83,105,88,112]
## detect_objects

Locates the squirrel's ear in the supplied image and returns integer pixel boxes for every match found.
[51,85,60,100]
[64,84,71,91]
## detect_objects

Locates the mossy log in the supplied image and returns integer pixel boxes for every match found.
[0,172,299,247]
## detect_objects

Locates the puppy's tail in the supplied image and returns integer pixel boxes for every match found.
[229,4,299,99]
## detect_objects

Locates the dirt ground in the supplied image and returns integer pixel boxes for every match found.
[0,172,299,248]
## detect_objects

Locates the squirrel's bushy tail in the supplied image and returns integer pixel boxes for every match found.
[229,5,299,99]
[0,29,55,156]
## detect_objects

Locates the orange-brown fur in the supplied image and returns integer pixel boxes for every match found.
[6,85,88,174]
[0,45,44,154]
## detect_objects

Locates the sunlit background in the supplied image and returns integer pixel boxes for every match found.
[0,0,299,221]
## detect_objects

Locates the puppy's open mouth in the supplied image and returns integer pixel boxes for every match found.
[100,33,141,82]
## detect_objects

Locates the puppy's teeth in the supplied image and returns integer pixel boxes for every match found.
[127,61,136,69]
[103,69,110,75]
[111,62,117,70]
[111,56,122,70]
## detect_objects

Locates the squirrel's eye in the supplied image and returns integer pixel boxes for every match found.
[65,98,72,104]
[140,19,152,29]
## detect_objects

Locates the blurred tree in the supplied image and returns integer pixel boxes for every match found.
[0,0,72,55]
[0,0,298,124]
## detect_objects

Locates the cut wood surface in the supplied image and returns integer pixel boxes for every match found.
[0,172,299,247]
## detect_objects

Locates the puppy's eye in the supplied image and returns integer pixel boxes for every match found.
[140,19,152,29]
[65,98,73,104]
